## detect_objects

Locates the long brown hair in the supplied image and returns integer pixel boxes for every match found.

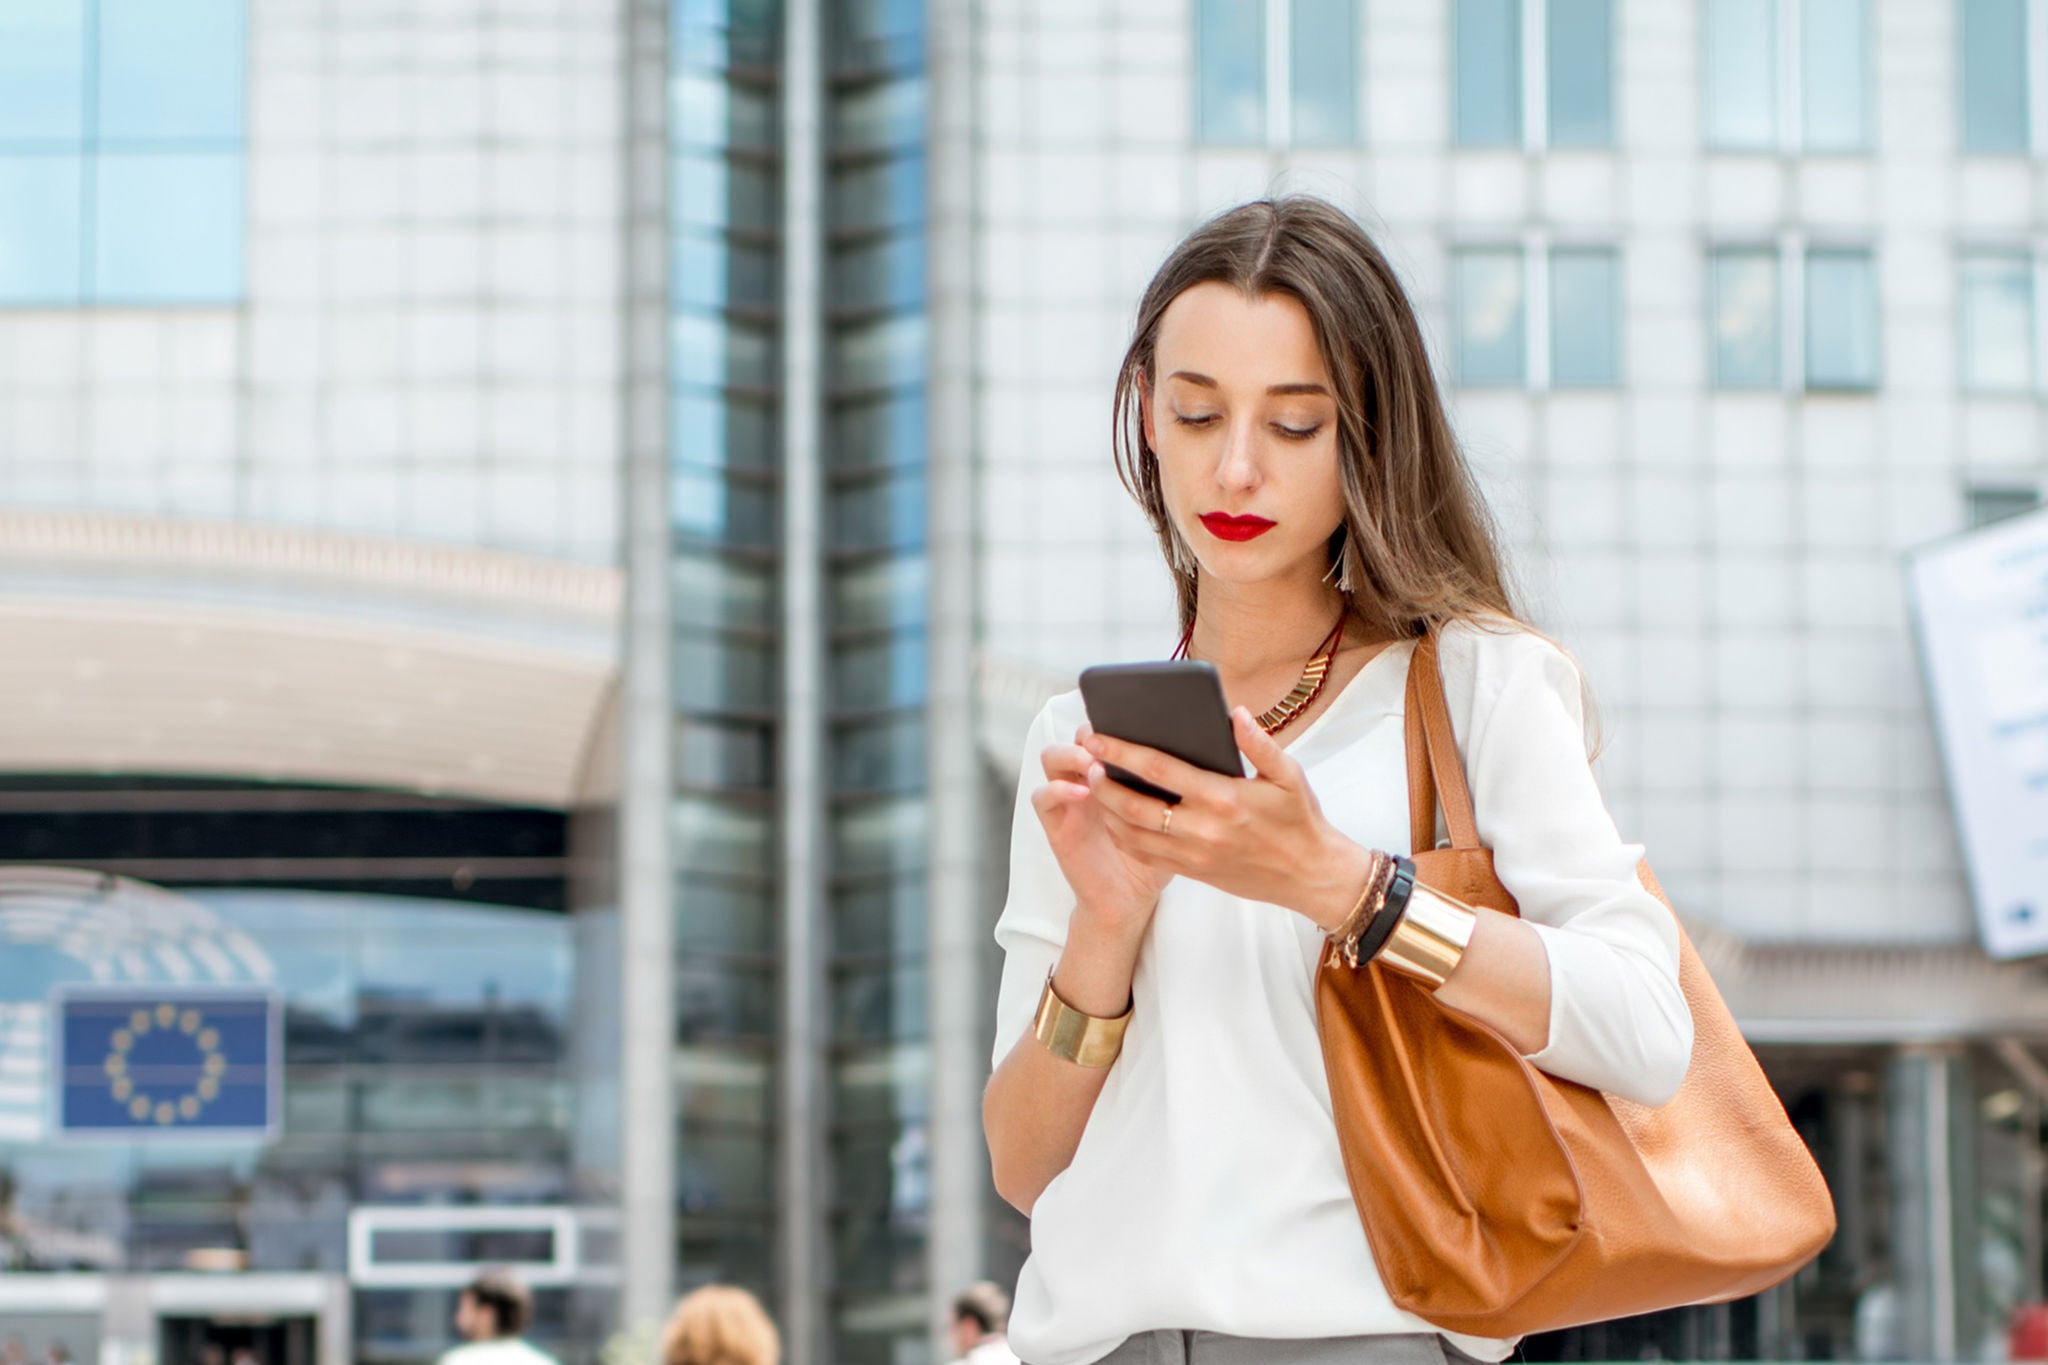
[1112,196,1522,645]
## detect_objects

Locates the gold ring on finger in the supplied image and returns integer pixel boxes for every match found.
[1160,805,1173,835]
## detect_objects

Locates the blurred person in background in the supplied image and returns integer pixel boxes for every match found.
[441,1268,557,1365]
[948,1282,1020,1365]
[659,1285,780,1365]
[982,196,1694,1365]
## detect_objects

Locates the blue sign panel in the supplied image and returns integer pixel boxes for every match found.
[55,991,278,1136]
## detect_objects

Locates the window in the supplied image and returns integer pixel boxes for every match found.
[1968,486,2043,527]
[1959,250,2035,392]
[1546,0,1613,147]
[1451,243,1621,388]
[1708,243,1881,390]
[1961,0,2030,152]
[1452,248,1526,385]
[1708,248,1782,388]
[1455,0,1522,146]
[1804,248,1879,390]
[1195,0,1357,146]
[0,0,246,306]
[1549,247,1620,386]
[1705,0,1869,152]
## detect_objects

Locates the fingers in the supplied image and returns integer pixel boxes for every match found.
[1078,730,1225,806]
[1039,741,1092,783]
[1230,705,1302,786]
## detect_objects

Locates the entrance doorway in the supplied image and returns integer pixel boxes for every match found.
[159,1315,316,1365]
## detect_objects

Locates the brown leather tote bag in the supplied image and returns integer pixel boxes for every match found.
[1313,633,1835,1337]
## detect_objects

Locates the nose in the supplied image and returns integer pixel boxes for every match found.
[1215,416,1261,492]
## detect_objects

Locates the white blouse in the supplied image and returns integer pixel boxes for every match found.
[989,619,1694,1365]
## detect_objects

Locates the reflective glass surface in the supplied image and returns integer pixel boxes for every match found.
[831,1043,930,1126]
[94,152,243,303]
[673,232,778,311]
[1549,247,1619,387]
[672,552,777,630]
[673,153,780,233]
[830,314,927,390]
[1452,247,1525,385]
[674,629,776,712]
[671,796,773,877]
[830,713,927,795]
[673,391,778,469]
[673,464,778,547]
[1546,0,1612,147]
[1195,0,1264,144]
[1289,0,1356,145]
[675,717,775,790]
[1803,248,1879,390]
[1708,248,1781,388]
[1962,0,2029,153]
[672,0,781,70]
[1801,0,1868,151]
[97,0,245,144]
[830,796,928,877]
[833,78,927,151]
[832,1208,926,1290]
[831,230,926,313]
[831,961,927,1043]
[676,1127,773,1208]
[829,392,926,470]
[0,153,83,303]
[0,1,87,142]
[672,73,777,150]
[676,1044,773,1125]
[1960,251,2034,392]
[675,959,777,1039]
[675,875,778,955]
[1704,0,1777,149]
[829,631,927,711]
[829,468,927,552]
[834,0,923,72]
[831,876,927,957]
[830,153,923,231]
[1454,0,1521,147]
[673,312,778,389]
[831,554,928,630]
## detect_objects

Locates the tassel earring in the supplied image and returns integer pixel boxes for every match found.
[1323,527,1356,595]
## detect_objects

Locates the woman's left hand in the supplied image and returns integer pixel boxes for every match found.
[1078,706,1377,931]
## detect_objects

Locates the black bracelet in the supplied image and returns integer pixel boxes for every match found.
[1351,856,1416,964]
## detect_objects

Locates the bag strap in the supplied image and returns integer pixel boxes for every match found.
[1404,633,1482,853]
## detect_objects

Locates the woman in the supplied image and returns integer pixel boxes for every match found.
[658,1286,779,1365]
[981,197,1694,1365]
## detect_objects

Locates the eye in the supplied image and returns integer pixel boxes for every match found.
[1275,422,1323,440]
[1173,413,1220,428]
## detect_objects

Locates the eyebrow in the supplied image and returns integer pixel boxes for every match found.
[1166,370,1331,397]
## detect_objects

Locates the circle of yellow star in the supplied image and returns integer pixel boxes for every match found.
[104,1004,231,1128]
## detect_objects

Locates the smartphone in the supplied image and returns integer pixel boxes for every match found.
[1076,660,1244,804]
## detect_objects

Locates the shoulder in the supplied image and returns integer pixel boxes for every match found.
[1030,687,1088,744]
[1431,615,1586,734]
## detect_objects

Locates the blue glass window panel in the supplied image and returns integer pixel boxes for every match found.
[672,311,776,388]
[97,0,245,145]
[673,390,777,468]
[1803,248,1878,390]
[829,314,926,391]
[1290,0,1356,146]
[0,1,87,144]
[672,73,776,150]
[829,468,926,552]
[1454,0,1521,147]
[834,0,924,72]
[1709,249,1780,388]
[1960,251,2034,392]
[1545,0,1611,147]
[832,77,926,151]
[672,0,781,70]
[1195,0,1264,145]
[673,629,775,713]
[672,465,776,547]
[831,554,927,631]
[673,232,776,311]
[1962,0,2029,153]
[673,550,777,630]
[830,153,923,231]
[1549,248,1619,387]
[829,392,926,470]
[0,154,83,303]
[1800,0,1868,151]
[1704,0,1777,149]
[1452,248,1525,386]
[93,151,243,303]
[672,153,779,233]
[831,631,928,711]
[831,231,925,312]
[830,795,928,876]
[830,713,927,795]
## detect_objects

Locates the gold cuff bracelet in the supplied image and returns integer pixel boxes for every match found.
[1031,970,1132,1068]
[1377,882,1480,990]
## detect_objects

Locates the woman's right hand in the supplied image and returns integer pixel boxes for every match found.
[1032,724,1174,938]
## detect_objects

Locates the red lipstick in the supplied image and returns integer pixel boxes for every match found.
[1199,512,1277,542]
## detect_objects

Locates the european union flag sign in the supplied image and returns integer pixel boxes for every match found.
[55,990,279,1137]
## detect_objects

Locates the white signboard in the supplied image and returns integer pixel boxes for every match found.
[1906,507,2048,959]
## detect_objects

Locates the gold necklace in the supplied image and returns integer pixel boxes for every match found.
[1173,609,1350,736]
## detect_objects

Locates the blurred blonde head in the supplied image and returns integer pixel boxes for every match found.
[659,1286,779,1365]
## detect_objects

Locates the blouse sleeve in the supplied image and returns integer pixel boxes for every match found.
[989,698,1076,1072]
[1464,637,1694,1107]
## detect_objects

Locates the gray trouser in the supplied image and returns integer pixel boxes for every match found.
[1084,1330,1474,1365]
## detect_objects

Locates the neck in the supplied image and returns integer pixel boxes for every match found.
[1186,572,1349,674]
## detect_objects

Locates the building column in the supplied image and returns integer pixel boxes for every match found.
[617,0,678,1330]
[1888,1044,1980,1361]
[925,0,985,1353]
[778,0,828,1357]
